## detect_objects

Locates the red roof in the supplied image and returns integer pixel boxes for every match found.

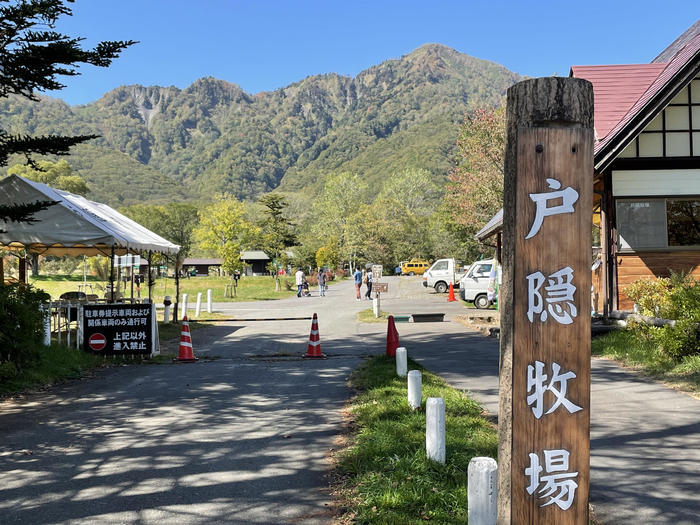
[594,33,700,164]
[570,64,666,141]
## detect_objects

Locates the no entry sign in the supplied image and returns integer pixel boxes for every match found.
[82,303,154,356]
[88,333,107,351]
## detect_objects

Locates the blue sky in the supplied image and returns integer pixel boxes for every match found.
[49,1,699,106]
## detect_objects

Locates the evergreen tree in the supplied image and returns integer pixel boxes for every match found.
[257,193,296,288]
[0,0,134,221]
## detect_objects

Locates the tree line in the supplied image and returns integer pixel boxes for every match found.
[0,0,507,283]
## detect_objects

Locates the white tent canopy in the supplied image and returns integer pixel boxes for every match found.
[0,175,180,257]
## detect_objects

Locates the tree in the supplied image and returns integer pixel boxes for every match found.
[377,167,443,217]
[442,106,505,258]
[0,200,54,226]
[257,193,295,288]
[7,159,89,195]
[122,203,199,260]
[0,0,134,223]
[309,172,367,270]
[315,241,340,270]
[194,196,258,277]
[344,197,429,269]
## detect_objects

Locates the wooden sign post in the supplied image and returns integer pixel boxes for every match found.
[498,77,594,524]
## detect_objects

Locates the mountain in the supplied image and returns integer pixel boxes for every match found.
[0,44,522,206]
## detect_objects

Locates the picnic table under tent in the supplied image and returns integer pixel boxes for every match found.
[0,175,181,344]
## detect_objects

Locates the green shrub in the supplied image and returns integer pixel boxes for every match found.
[625,273,700,361]
[658,318,700,361]
[0,361,19,381]
[625,277,671,317]
[0,284,50,371]
[666,273,700,320]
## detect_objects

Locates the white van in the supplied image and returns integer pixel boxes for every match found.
[422,258,467,293]
[458,259,500,308]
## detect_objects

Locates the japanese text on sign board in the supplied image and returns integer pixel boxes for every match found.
[83,304,153,355]
[522,175,582,509]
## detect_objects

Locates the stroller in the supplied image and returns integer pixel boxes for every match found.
[301,279,311,297]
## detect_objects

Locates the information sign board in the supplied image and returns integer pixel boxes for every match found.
[371,264,383,281]
[374,282,388,293]
[83,303,154,356]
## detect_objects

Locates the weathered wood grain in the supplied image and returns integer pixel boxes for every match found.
[499,77,594,525]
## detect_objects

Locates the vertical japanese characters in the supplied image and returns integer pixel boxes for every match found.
[521,174,583,510]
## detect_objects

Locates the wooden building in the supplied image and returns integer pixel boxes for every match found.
[182,258,222,276]
[477,21,700,313]
[240,250,270,276]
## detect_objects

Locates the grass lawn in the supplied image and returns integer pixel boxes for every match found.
[333,356,497,524]
[0,311,235,398]
[357,308,392,323]
[29,274,298,302]
[0,344,107,398]
[592,329,700,396]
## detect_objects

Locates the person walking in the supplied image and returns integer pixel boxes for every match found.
[317,267,326,297]
[295,267,305,298]
[364,268,373,300]
[353,266,362,301]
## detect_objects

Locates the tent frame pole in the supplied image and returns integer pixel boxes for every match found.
[110,246,115,302]
[174,255,180,323]
[147,251,152,303]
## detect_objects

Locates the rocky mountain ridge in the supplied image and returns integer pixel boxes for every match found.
[1,44,523,206]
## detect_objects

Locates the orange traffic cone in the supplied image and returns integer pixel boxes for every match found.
[447,283,457,302]
[304,313,326,358]
[386,315,399,357]
[174,316,198,362]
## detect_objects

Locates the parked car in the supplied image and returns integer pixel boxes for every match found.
[400,259,430,276]
[458,259,500,308]
[422,258,468,293]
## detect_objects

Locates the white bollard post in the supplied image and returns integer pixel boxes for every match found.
[396,347,407,377]
[468,457,498,525]
[43,303,51,346]
[426,397,445,464]
[163,296,171,323]
[373,294,381,317]
[195,292,202,318]
[182,293,188,317]
[408,370,422,409]
[207,289,212,313]
[66,303,71,348]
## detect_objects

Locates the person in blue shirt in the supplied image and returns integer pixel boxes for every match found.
[353,267,362,301]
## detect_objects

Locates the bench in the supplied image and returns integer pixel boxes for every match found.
[411,313,445,322]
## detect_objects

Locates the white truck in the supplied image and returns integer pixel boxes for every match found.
[422,258,468,294]
[458,258,500,308]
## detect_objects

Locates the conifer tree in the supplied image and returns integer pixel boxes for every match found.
[0,0,134,222]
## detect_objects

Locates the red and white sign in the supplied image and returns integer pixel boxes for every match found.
[88,333,107,351]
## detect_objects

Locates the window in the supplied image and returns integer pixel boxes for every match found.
[667,199,700,246]
[433,260,449,271]
[622,77,700,158]
[471,264,492,276]
[616,198,700,249]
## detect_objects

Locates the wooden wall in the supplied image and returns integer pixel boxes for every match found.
[592,261,603,314]
[617,251,700,310]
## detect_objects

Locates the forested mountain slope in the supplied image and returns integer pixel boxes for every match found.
[0,44,522,206]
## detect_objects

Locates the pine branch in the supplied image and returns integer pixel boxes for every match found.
[0,199,57,229]
[0,131,99,167]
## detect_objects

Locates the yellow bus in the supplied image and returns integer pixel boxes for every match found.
[400,259,431,276]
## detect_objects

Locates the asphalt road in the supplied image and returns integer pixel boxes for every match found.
[1,276,698,524]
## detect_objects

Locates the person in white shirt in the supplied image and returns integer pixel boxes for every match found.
[295,268,304,298]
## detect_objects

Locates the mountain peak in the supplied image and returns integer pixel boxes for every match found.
[2,45,523,204]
